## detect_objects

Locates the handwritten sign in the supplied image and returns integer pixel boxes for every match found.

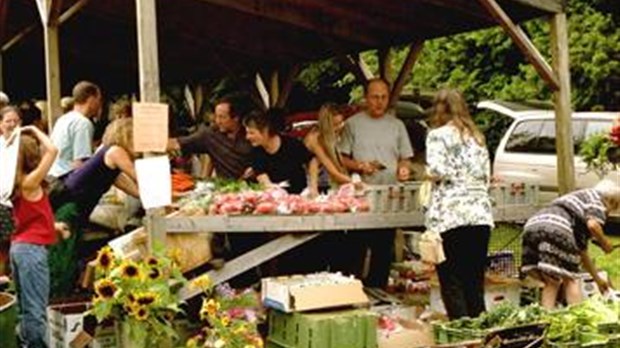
[132,102,169,152]
[135,156,172,209]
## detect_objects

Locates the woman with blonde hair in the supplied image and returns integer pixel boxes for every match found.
[425,88,494,319]
[521,179,619,309]
[305,103,352,194]
[51,118,139,220]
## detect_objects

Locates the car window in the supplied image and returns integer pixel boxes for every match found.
[505,119,586,154]
[584,119,612,137]
[505,120,543,153]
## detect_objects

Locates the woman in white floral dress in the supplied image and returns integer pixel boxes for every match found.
[425,89,494,319]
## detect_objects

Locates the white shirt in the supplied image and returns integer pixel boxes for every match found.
[50,110,94,177]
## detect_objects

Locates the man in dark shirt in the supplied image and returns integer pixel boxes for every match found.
[167,97,253,179]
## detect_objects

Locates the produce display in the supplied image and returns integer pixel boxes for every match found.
[611,118,620,146]
[178,180,370,216]
[435,297,620,346]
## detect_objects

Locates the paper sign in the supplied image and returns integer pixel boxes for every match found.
[135,156,172,209]
[132,102,169,152]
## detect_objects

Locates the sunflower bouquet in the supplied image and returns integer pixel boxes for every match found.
[90,246,187,346]
[186,276,264,348]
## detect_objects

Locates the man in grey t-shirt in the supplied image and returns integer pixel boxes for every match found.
[337,77,414,287]
[339,78,413,184]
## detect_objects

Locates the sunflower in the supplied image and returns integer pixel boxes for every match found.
[123,302,138,315]
[95,246,115,271]
[146,256,159,266]
[94,279,117,299]
[119,260,141,279]
[190,274,212,291]
[148,266,161,280]
[127,293,136,303]
[135,306,149,321]
[167,247,183,265]
[136,292,157,306]
[200,299,221,320]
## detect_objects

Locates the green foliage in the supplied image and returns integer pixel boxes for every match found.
[579,132,616,178]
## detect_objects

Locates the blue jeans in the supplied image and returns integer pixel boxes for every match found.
[10,243,50,348]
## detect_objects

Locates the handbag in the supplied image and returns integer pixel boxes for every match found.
[418,230,446,264]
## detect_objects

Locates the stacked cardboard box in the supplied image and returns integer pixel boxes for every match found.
[263,273,376,348]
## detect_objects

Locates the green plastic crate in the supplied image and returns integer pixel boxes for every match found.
[268,309,377,348]
[433,322,488,344]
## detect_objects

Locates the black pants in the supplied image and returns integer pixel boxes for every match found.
[339,229,395,288]
[436,225,490,320]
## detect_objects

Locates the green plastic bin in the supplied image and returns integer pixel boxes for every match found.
[0,292,17,348]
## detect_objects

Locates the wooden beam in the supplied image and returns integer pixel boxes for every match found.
[275,64,301,109]
[43,22,62,129]
[35,0,48,25]
[378,47,393,84]
[269,70,279,108]
[135,0,160,102]
[0,54,4,91]
[478,0,559,91]
[389,41,425,107]
[195,0,385,46]
[2,0,89,53]
[254,72,270,110]
[511,0,564,13]
[48,0,64,25]
[550,12,575,194]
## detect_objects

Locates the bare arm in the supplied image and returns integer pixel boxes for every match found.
[308,157,320,196]
[305,136,351,185]
[256,173,273,188]
[20,126,59,192]
[167,138,181,152]
[587,218,613,253]
[104,146,137,181]
[113,173,140,198]
[340,154,375,175]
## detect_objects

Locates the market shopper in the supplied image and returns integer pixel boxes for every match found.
[0,91,9,108]
[49,81,102,178]
[305,103,352,195]
[9,126,59,348]
[0,105,21,140]
[521,180,619,309]
[425,88,494,320]
[51,118,139,221]
[338,77,414,287]
[167,96,253,180]
[244,108,314,194]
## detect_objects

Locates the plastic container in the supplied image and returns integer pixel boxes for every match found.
[0,292,18,348]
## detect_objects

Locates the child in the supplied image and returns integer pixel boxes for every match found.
[10,125,59,348]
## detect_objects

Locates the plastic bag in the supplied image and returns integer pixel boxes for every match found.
[418,230,446,264]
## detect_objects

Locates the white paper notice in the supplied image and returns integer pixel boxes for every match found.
[135,156,171,209]
[132,102,169,152]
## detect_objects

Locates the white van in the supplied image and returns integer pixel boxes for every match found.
[479,101,619,214]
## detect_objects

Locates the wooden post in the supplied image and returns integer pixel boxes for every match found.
[136,0,160,102]
[269,70,279,108]
[135,0,163,253]
[378,47,393,84]
[37,0,63,129]
[275,64,300,108]
[550,13,575,194]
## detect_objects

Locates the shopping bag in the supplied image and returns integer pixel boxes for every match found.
[418,230,446,264]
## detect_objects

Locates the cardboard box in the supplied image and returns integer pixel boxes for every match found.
[262,273,369,312]
[47,302,117,348]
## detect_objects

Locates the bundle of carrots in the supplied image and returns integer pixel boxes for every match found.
[171,172,195,192]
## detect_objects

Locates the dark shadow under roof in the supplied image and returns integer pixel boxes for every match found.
[1,0,564,98]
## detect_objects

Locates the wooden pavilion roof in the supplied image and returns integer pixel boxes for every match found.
[0,0,564,98]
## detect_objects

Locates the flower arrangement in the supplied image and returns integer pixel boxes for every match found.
[90,246,187,346]
[579,131,617,178]
[186,275,264,348]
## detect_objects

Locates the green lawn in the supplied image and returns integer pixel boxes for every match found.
[490,224,620,287]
